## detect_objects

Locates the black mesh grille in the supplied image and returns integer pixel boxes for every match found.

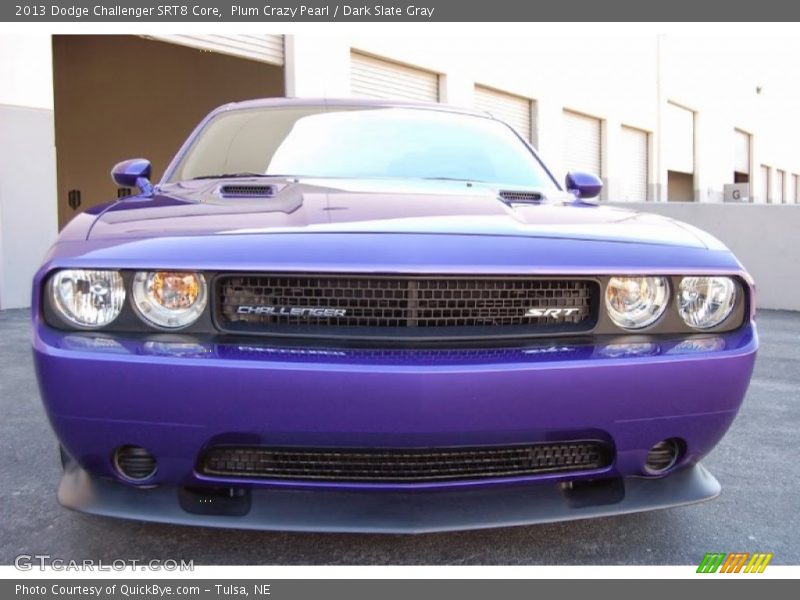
[198,442,612,482]
[499,190,543,204]
[216,343,594,365]
[219,185,274,197]
[114,446,157,480]
[216,274,598,339]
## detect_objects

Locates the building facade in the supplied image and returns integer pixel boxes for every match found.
[1,32,798,309]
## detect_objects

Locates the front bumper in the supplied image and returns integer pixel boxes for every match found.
[35,322,756,530]
[59,459,720,533]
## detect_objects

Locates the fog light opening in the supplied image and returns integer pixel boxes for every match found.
[645,438,683,474]
[113,445,157,482]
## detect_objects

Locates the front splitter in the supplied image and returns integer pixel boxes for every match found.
[57,463,720,534]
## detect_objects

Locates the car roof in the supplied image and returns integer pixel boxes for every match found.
[215,97,492,119]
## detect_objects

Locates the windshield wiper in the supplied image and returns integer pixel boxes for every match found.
[190,172,291,180]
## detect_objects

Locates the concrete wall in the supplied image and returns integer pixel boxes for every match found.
[0,35,57,309]
[0,106,59,310]
[610,202,800,311]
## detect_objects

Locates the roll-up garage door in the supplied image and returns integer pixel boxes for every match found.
[618,126,649,202]
[665,102,694,174]
[761,165,771,202]
[474,86,533,143]
[350,52,439,102]
[144,35,284,65]
[562,110,601,176]
[777,170,786,203]
[734,129,751,175]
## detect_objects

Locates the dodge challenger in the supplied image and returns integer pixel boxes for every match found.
[32,98,757,532]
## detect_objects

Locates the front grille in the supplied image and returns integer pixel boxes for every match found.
[198,442,612,482]
[216,274,598,340]
[216,342,594,365]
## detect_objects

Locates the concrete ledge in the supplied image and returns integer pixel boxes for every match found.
[610,202,800,311]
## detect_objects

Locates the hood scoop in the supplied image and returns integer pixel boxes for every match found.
[498,190,544,205]
[219,184,275,198]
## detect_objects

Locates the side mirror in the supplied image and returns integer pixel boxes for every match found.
[565,171,603,199]
[111,158,153,195]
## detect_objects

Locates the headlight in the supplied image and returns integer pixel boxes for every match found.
[605,276,670,330]
[678,276,736,329]
[50,269,125,328]
[132,271,207,329]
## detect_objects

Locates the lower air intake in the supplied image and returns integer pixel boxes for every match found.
[113,445,157,481]
[198,442,612,483]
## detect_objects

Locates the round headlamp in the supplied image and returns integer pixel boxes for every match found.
[678,276,736,329]
[50,269,125,329]
[605,276,670,330]
[132,271,207,329]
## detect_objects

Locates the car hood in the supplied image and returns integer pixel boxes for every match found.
[85,178,721,250]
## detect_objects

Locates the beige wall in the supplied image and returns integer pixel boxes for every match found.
[53,35,285,228]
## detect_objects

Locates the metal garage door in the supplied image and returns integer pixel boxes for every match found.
[474,86,533,143]
[777,170,786,203]
[665,102,694,173]
[761,165,771,202]
[734,129,751,175]
[350,53,439,102]
[144,35,284,65]
[618,125,649,201]
[562,110,601,176]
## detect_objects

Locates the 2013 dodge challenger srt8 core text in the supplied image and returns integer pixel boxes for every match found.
[32,99,757,533]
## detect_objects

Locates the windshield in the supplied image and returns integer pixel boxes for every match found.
[168,106,558,189]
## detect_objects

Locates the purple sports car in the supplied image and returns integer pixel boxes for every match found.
[32,99,757,532]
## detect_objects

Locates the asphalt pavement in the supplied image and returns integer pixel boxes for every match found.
[1,308,798,565]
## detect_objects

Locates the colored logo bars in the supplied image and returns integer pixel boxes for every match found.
[697,552,773,573]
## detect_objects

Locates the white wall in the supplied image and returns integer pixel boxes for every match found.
[0,35,54,109]
[0,35,58,309]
